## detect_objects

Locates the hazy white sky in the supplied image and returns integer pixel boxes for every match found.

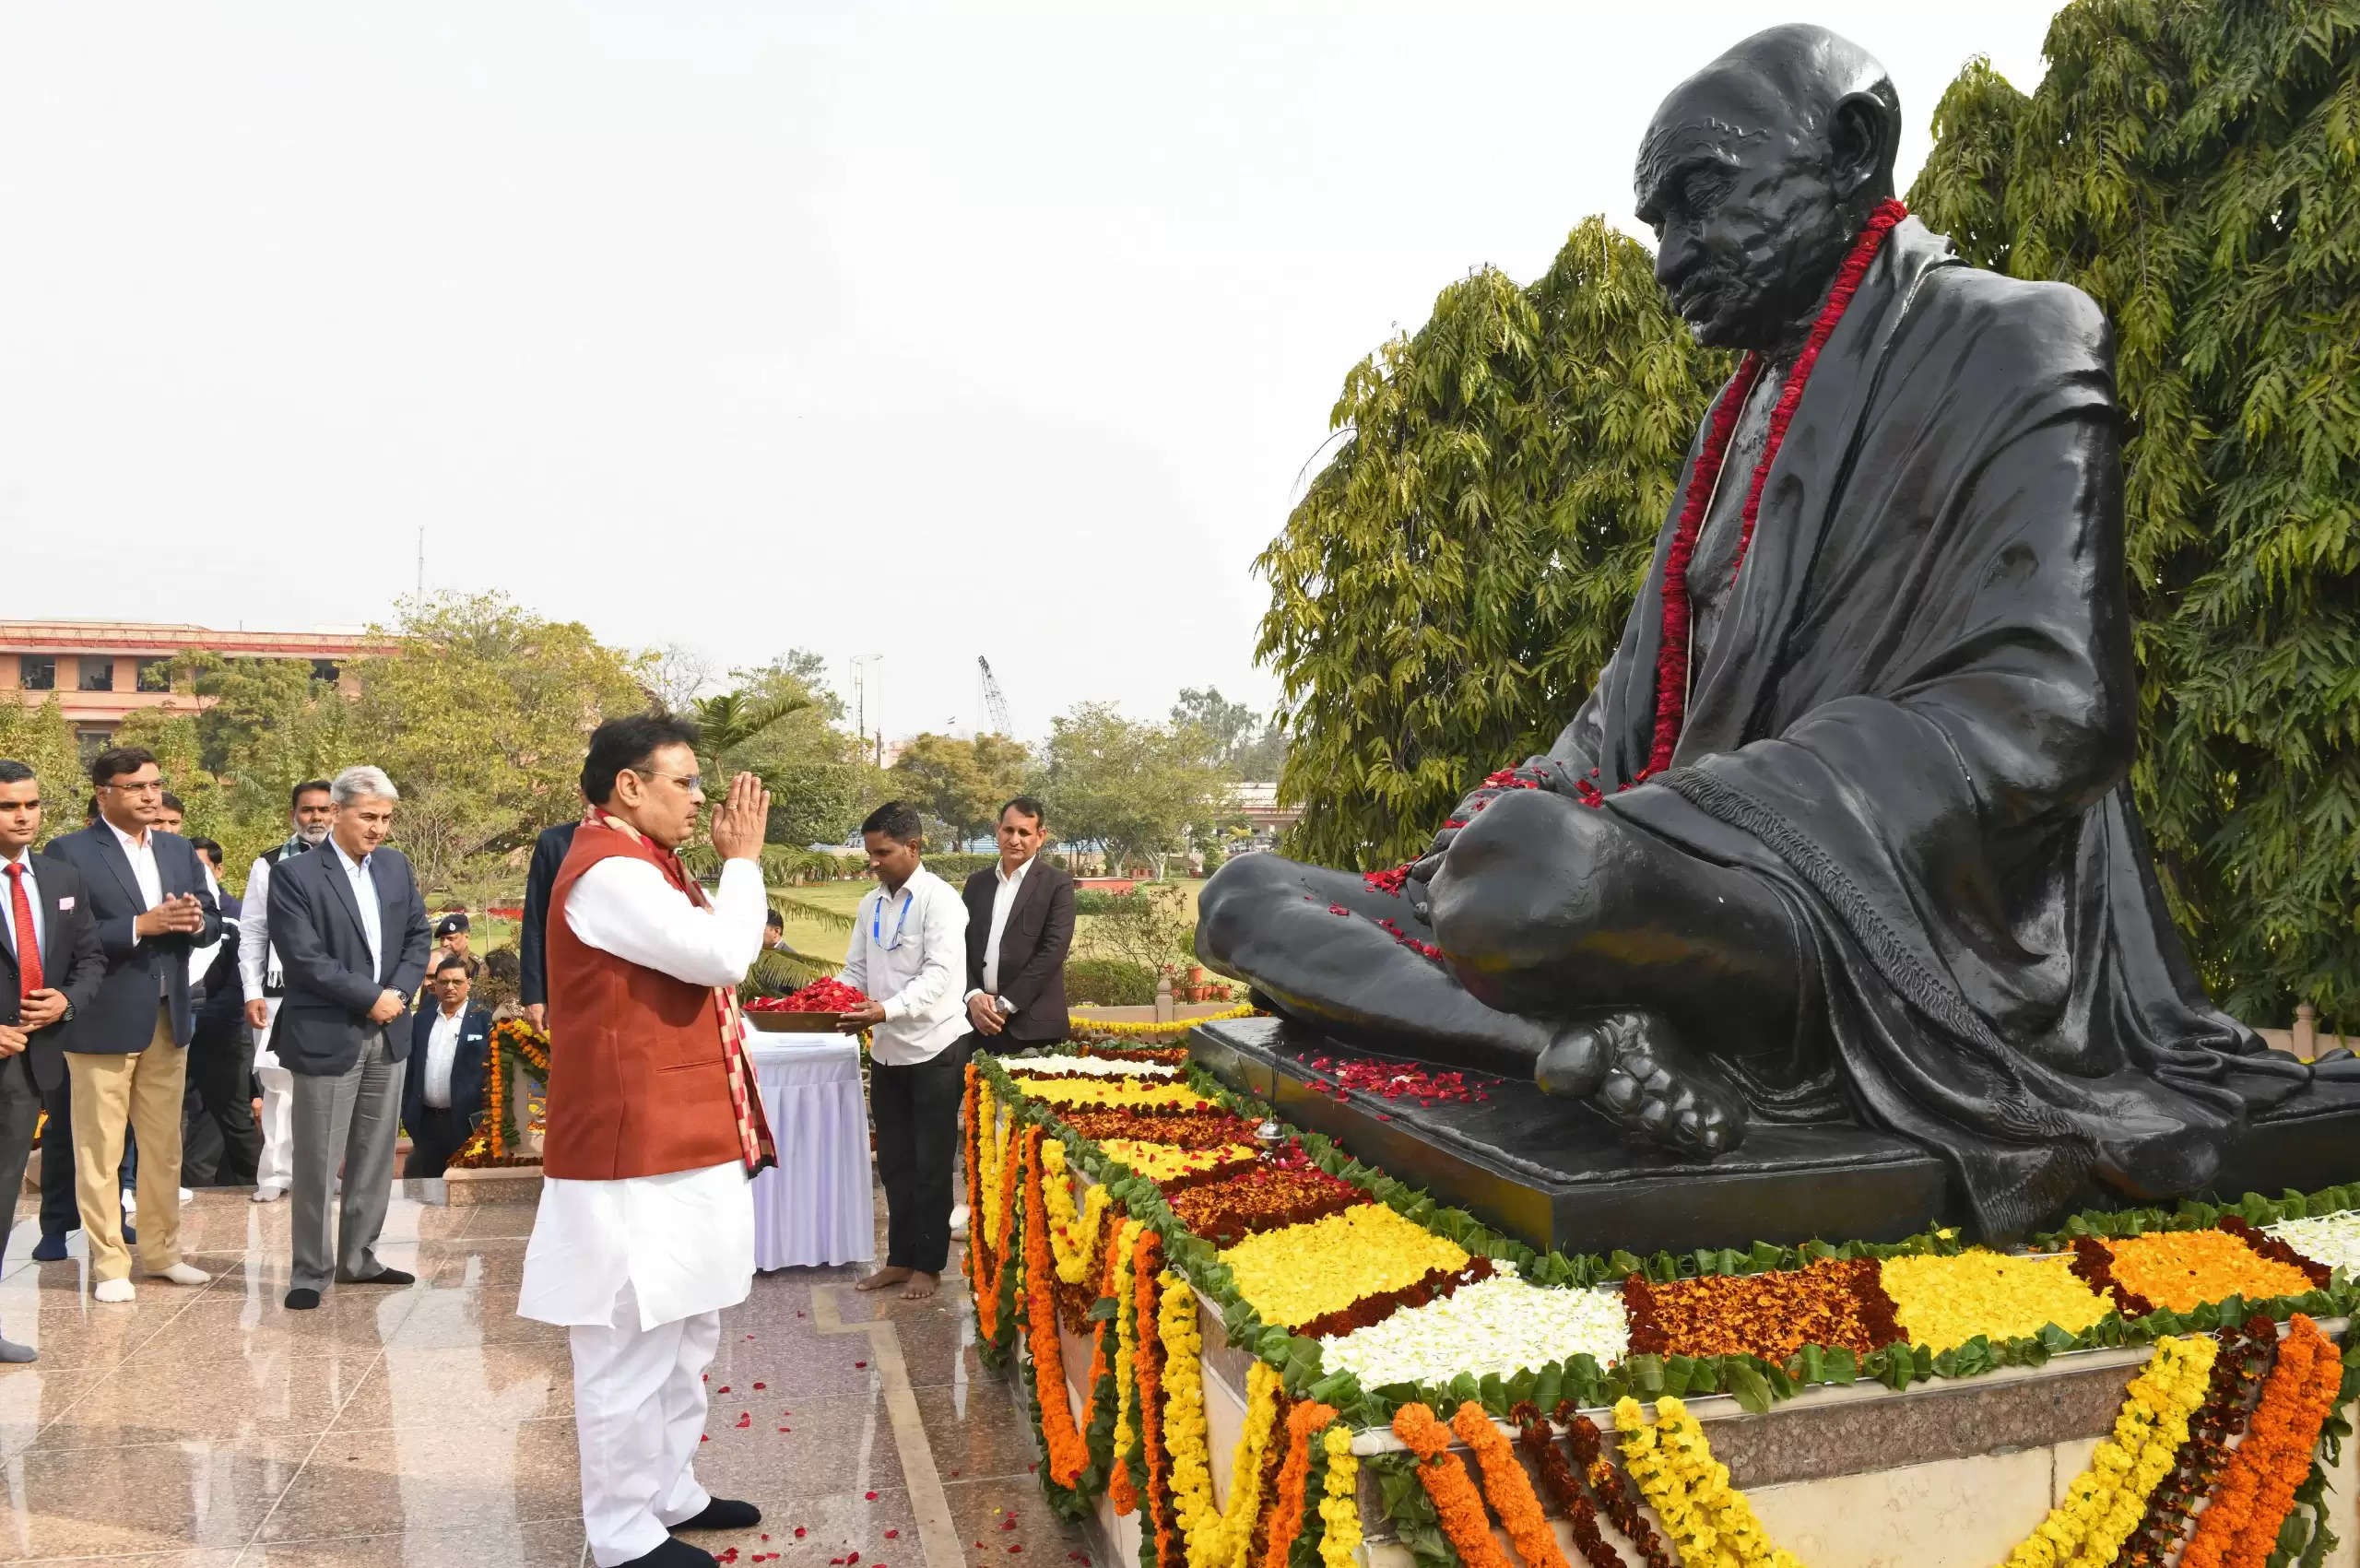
[2,3,2058,741]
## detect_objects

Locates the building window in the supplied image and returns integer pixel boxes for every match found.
[18,655,53,690]
[77,657,115,692]
[311,659,343,684]
[136,659,172,693]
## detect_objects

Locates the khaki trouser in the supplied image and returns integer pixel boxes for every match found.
[66,1005,187,1282]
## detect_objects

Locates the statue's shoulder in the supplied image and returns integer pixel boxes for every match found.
[1912,252,2113,378]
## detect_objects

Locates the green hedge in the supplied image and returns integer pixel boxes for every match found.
[1064,958,1158,1007]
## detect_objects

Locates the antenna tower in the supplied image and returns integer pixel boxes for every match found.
[851,654,885,765]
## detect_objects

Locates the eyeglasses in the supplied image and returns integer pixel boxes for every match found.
[101,778,168,795]
[633,769,703,794]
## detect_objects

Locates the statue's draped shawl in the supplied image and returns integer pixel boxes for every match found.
[1564,218,2307,1237]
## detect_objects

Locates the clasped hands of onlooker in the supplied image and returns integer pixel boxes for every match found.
[133,892,207,939]
[965,992,1008,1037]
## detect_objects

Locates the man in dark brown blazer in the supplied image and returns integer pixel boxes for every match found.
[960,796,1074,1048]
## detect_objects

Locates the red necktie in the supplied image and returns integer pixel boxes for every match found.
[5,864,41,996]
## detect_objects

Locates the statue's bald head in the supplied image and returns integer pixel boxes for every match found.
[1634,26,1903,354]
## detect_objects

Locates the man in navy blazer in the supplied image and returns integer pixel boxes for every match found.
[269,764,431,1310]
[0,759,106,1356]
[39,747,219,1303]
[401,951,492,1178]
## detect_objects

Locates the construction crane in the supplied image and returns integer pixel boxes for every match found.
[977,656,1013,737]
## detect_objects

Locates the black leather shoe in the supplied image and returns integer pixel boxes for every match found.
[671,1498,761,1532]
[285,1287,322,1311]
[30,1232,67,1263]
[616,1539,717,1568]
[336,1267,416,1286]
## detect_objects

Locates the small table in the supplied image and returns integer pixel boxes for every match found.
[747,1037,876,1270]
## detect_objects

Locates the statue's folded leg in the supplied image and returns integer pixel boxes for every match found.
[1197,853,1564,1079]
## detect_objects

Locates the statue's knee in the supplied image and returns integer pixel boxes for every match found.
[1432,791,1611,971]
[1196,854,1285,960]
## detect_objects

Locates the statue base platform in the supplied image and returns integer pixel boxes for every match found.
[1186,1016,2360,1254]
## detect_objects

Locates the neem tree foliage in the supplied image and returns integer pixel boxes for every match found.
[1911,0,2360,1028]
[1255,218,1727,869]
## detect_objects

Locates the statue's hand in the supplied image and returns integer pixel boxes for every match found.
[1407,760,1566,889]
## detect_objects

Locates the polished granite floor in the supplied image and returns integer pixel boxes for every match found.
[0,1185,1092,1568]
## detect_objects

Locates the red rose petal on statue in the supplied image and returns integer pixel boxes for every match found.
[846,1552,859,1563]
[795,1527,807,1539]
[885,1530,899,1539]
[1009,1547,1022,1555]
[865,1491,878,1501]
[999,1518,1017,1531]
[717,1385,730,1393]
[753,1382,766,1389]
[855,1360,867,1368]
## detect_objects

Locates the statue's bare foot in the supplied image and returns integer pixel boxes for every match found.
[1539,1009,1746,1156]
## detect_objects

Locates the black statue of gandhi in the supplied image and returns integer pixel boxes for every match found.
[1199,23,2342,1238]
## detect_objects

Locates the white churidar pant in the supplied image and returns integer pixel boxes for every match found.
[254,1002,295,1191]
[572,1279,719,1566]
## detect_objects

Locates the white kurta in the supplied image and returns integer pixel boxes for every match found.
[517,854,767,1333]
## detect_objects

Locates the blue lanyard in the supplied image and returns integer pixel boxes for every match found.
[872,888,914,952]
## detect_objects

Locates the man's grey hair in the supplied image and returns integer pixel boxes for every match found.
[330,765,400,806]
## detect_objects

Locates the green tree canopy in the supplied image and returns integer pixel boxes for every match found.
[1172,686,1288,781]
[1910,0,2360,1025]
[889,731,1029,848]
[714,653,880,850]
[0,693,88,846]
[1256,218,1729,868]
[1034,701,1233,877]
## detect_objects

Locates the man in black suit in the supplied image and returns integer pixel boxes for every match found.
[402,951,491,1178]
[516,819,579,1031]
[181,837,261,1186]
[41,747,220,1303]
[0,759,106,1357]
[960,796,1075,1048]
[269,764,431,1310]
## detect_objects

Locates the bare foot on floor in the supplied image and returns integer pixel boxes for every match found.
[900,1271,939,1301]
[856,1266,913,1292]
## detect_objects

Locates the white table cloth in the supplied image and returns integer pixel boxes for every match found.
[749,1037,877,1270]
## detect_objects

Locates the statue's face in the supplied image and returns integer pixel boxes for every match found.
[1634,76,1855,353]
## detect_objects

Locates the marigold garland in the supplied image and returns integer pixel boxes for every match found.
[1135,1227,1183,1568]
[1615,1396,1805,1568]
[1191,1360,1282,1568]
[1161,1270,1219,1557]
[1258,1399,1339,1568]
[1019,1127,1094,1488]
[1041,1138,1113,1286]
[1316,1424,1360,1568]
[1512,1402,1627,1568]
[1448,1399,1570,1568]
[2119,1316,2275,1567]
[1389,1403,1513,1568]
[2177,1315,2344,1568]
[1108,1217,1145,1516]
[1558,1403,1674,1568]
[1997,1332,2216,1568]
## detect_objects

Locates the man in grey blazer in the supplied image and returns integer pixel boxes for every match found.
[268,764,431,1311]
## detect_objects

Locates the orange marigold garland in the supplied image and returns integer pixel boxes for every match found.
[1133,1227,1183,1568]
[1390,1402,1513,1568]
[1019,1126,1093,1489]
[1258,1400,1338,1568]
[1448,1400,1570,1568]
[2120,1315,2277,1568]
[2178,1315,2346,1568]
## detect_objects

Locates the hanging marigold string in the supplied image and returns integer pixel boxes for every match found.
[1019,1127,1092,1487]
[2177,1315,2346,1568]
[1257,1399,1340,1568]
[1390,1402,1514,1568]
[1448,1400,1571,1568]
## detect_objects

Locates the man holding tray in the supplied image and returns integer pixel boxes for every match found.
[519,713,776,1568]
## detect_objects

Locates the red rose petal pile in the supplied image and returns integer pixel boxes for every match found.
[1303,1055,1493,1106]
[748,976,870,1013]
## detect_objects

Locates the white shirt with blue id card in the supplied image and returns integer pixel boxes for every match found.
[839,865,968,1066]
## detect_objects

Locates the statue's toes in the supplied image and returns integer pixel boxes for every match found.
[1596,1067,1645,1117]
[1536,1026,1609,1099]
[1675,1093,1743,1156]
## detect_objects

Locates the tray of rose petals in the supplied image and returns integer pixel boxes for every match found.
[745,975,869,1032]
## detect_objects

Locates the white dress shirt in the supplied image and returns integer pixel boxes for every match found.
[185,857,224,993]
[839,865,968,1066]
[517,852,765,1333]
[964,854,1036,1002]
[330,841,384,982]
[421,1004,466,1108]
[0,849,41,970]
[106,819,167,994]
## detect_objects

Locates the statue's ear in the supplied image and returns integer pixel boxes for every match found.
[1828,91,1894,203]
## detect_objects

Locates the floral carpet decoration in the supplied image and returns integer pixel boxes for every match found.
[965,1040,2360,1567]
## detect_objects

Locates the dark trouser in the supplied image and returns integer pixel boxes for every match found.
[403,1103,475,1179]
[0,1055,43,1247]
[289,1030,405,1292]
[183,1015,262,1186]
[36,1072,129,1238]
[870,1037,971,1275]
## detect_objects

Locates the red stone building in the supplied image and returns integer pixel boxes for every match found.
[0,619,385,748]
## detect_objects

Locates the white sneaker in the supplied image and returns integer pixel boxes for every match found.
[178,1186,195,1204]
[252,1185,287,1204]
[949,1202,970,1241]
[92,1279,135,1304]
[148,1262,210,1287]
[121,1189,136,1216]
